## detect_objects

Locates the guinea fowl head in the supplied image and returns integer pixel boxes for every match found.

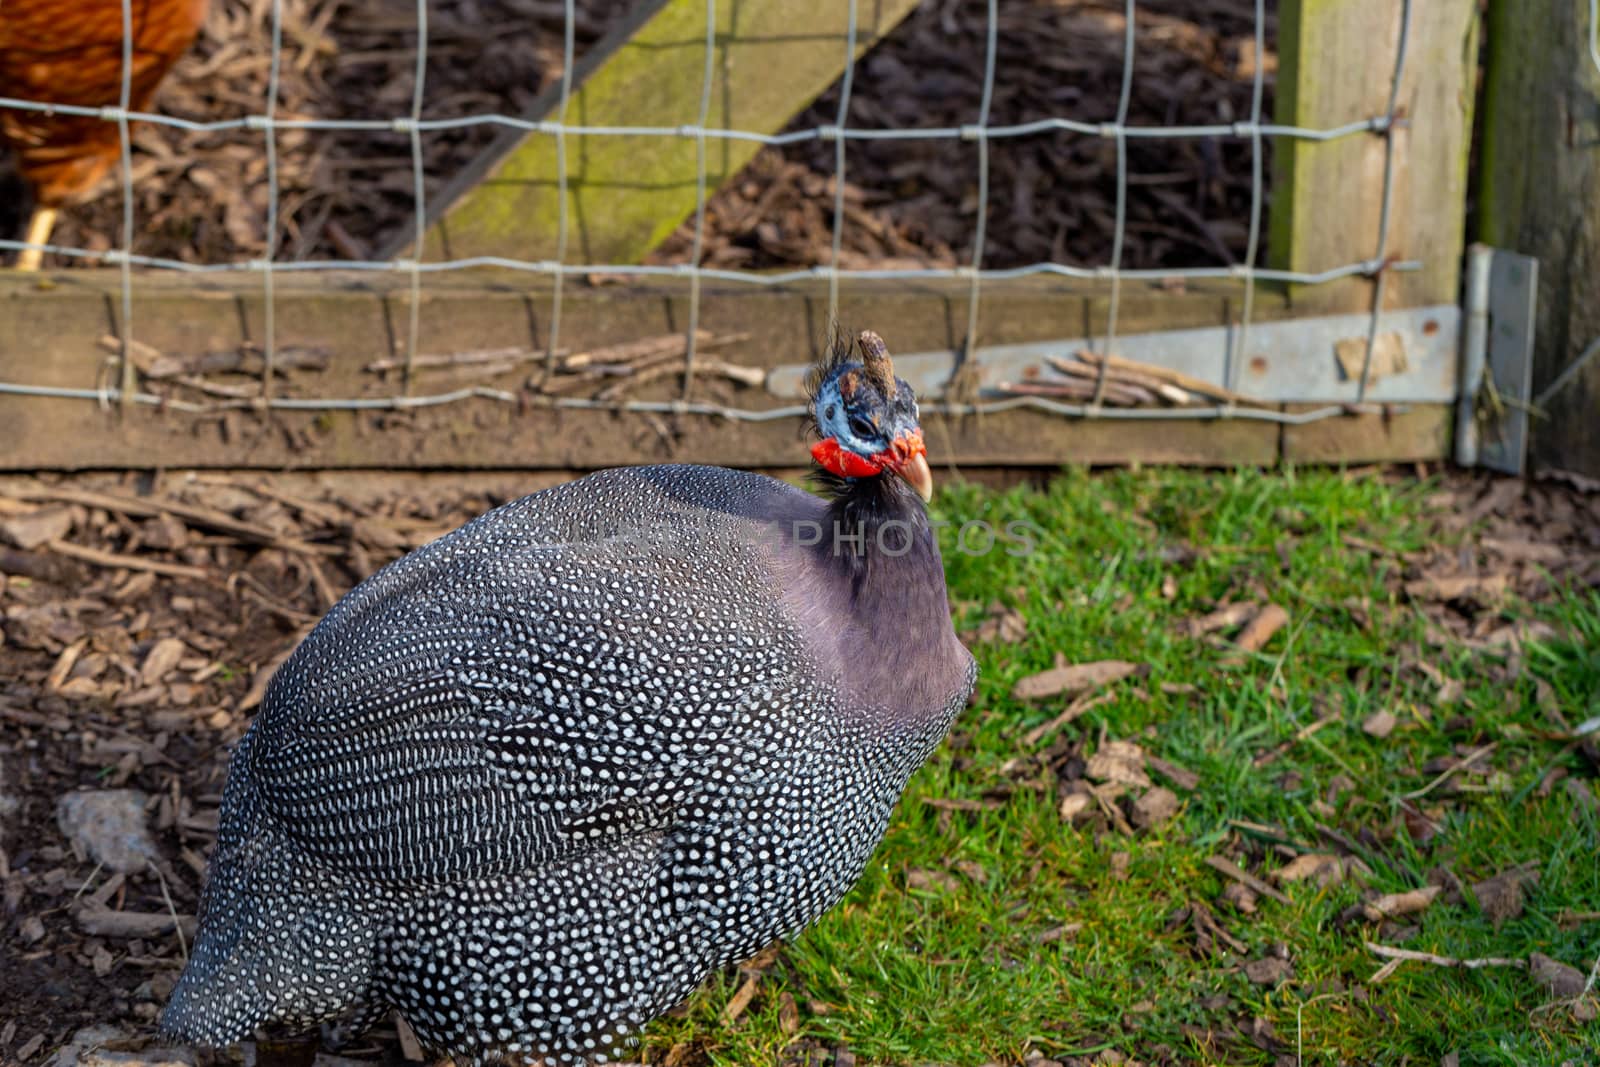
[807,329,933,502]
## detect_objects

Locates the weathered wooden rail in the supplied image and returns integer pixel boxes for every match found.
[0,0,1486,474]
[0,271,1450,471]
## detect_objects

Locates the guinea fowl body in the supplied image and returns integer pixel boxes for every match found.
[164,463,976,1063]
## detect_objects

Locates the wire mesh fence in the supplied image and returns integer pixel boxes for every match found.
[0,0,1432,432]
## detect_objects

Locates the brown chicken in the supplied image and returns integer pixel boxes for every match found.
[0,0,207,269]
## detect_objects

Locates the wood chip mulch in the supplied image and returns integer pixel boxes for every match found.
[2,0,1277,274]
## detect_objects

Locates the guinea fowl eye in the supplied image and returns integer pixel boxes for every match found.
[848,415,877,440]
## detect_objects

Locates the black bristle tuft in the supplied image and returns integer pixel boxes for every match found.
[802,321,858,437]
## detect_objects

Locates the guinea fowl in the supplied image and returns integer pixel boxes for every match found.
[163,329,978,1064]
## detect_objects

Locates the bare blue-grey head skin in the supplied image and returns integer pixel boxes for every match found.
[163,330,976,1064]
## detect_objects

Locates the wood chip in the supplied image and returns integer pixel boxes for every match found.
[1185,601,1259,637]
[1362,885,1442,921]
[1234,604,1290,652]
[722,973,760,1024]
[1528,952,1591,999]
[921,796,1003,813]
[777,991,800,1036]
[1362,709,1398,738]
[1220,880,1258,914]
[1403,573,1509,603]
[1147,755,1200,791]
[906,868,962,893]
[1471,863,1540,929]
[1132,786,1180,829]
[959,603,1027,645]
[0,506,75,550]
[1244,957,1294,986]
[1271,853,1344,887]
[1086,740,1152,789]
[46,638,88,692]
[1058,792,1093,823]
[139,638,189,687]
[1479,536,1565,564]
[1033,922,1082,944]
[74,906,197,939]
[1012,660,1141,701]
[13,485,330,555]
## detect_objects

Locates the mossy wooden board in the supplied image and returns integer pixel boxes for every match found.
[1267,0,1478,315]
[404,0,921,266]
[0,271,1330,470]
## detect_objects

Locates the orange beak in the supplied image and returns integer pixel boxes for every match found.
[874,429,933,502]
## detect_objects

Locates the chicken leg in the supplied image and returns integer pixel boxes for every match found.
[15,206,57,271]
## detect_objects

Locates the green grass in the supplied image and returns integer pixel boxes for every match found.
[640,467,1600,1065]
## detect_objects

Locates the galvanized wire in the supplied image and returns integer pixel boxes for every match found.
[113,0,135,411]
[1222,0,1269,410]
[0,2,1433,433]
[681,0,718,402]
[259,0,285,400]
[1353,0,1414,404]
[400,0,430,394]
[0,376,1363,426]
[1090,0,1138,410]
[0,96,1405,143]
[825,0,861,328]
[960,0,1001,363]
[0,241,1418,286]
[544,0,577,378]
[1534,335,1600,410]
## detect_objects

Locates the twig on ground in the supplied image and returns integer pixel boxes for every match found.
[1205,855,1292,906]
[47,540,210,581]
[1365,940,1527,983]
[1401,742,1497,800]
[1022,691,1114,747]
[150,860,190,964]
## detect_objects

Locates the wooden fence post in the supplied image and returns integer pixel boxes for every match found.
[1479,0,1600,477]
[1268,0,1479,314]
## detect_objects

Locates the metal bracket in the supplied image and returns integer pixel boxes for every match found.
[1458,245,1538,475]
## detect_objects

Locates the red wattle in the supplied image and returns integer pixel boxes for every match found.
[870,428,927,472]
[811,437,884,478]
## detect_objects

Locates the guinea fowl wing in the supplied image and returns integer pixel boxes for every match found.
[246,471,817,886]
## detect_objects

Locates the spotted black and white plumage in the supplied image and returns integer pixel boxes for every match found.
[164,343,976,1064]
